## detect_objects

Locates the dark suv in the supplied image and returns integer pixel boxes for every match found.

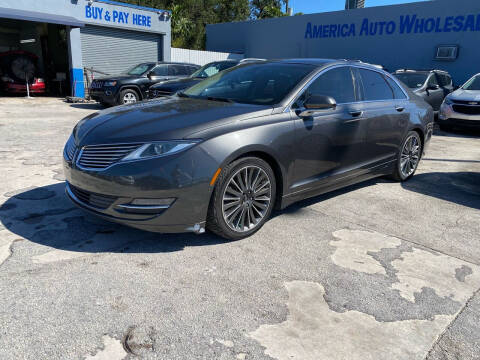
[147,60,241,99]
[393,69,454,112]
[89,62,200,106]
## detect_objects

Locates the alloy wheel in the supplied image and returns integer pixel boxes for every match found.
[221,165,272,233]
[123,92,137,104]
[400,134,420,178]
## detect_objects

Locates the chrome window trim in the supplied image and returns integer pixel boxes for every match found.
[284,63,409,113]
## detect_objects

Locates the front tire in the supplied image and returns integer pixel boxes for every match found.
[390,131,422,181]
[118,89,139,105]
[207,157,276,240]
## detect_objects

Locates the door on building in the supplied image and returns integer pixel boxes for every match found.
[0,19,69,97]
[80,25,163,80]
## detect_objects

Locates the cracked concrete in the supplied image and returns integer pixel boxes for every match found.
[250,280,453,360]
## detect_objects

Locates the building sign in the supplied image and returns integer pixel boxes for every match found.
[85,5,152,27]
[305,14,480,39]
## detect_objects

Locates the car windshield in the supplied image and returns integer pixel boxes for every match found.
[394,73,428,89]
[123,63,155,76]
[182,63,315,105]
[462,75,480,90]
[191,61,238,79]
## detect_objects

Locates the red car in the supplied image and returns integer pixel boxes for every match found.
[0,50,46,94]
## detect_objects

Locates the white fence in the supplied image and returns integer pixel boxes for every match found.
[171,47,244,66]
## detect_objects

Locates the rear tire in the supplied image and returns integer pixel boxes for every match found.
[390,131,422,182]
[207,157,276,240]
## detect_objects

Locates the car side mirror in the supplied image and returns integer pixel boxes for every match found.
[298,95,336,117]
[147,71,154,79]
[427,84,440,90]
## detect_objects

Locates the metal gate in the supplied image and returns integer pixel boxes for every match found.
[80,25,162,76]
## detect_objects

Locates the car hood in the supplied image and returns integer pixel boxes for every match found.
[448,89,480,101]
[150,78,202,93]
[73,97,272,145]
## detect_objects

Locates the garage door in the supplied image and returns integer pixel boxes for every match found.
[81,25,162,75]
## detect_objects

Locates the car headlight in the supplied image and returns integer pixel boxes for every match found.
[121,140,200,161]
[104,81,117,87]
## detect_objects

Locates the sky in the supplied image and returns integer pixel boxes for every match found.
[291,0,429,14]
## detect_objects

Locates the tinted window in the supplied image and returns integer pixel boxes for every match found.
[168,65,187,76]
[394,73,428,89]
[183,63,315,105]
[359,69,393,101]
[186,66,198,75]
[385,76,407,100]
[305,67,356,104]
[427,74,439,87]
[152,65,167,76]
[437,74,452,87]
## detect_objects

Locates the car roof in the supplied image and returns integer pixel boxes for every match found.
[156,61,200,66]
[271,58,338,66]
[394,69,450,75]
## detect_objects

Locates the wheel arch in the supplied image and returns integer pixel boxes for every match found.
[228,149,285,210]
[118,85,142,100]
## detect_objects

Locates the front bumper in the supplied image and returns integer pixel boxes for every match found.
[89,88,118,105]
[438,104,480,127]
[63,146,218,233]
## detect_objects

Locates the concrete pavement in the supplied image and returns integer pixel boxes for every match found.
[0,97,479,359]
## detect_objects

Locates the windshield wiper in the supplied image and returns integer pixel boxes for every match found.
[206,96,234,103]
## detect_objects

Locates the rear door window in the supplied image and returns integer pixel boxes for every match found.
[358,68,394,101]
[385,76,407,100]
[152,65,167,76]
[304,66,356,104]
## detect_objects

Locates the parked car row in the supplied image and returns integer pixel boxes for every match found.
[68,59,434,239]
[88,58,479,132]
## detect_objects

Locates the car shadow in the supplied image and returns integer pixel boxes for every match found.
[67,102,106,110]
[0,183,227,254]
[1,170,478,254]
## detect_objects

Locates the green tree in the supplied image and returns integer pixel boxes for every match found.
[114,0,284,49]
[250,0,286,19]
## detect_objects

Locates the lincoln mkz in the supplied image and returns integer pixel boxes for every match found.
[63,59,433,240]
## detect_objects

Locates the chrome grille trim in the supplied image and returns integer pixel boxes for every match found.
[76,143,142,170]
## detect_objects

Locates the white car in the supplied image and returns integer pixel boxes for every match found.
[438,73,480,131]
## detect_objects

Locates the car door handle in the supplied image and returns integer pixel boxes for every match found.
[395,106,405,112]
[349,110,363,117]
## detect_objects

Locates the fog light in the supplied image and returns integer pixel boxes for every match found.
[105,90,112,96]
[131,198,175,206]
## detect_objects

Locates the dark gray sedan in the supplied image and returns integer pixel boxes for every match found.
[63,59,433,240]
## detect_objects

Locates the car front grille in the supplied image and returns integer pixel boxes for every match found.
[452,104,480,115]
[68,183,117,209]
[77,143,142,170]
[90,81,103,89]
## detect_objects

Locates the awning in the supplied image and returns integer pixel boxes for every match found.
[0,7,84,27]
